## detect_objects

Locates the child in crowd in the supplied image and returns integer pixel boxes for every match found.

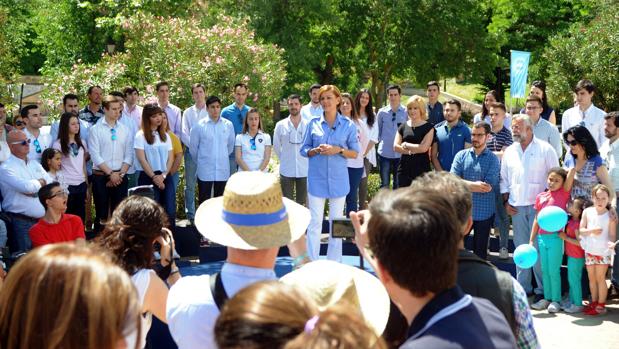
[41,148,67,190]
[579,184,617,315]
[529,167,573,312]
[559,197,589,313]
[235,108,272,172]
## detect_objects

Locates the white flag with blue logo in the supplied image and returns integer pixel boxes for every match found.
[510,50,531,98]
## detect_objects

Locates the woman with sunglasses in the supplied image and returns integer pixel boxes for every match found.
[563,125,615,202]
[235,108,272,172]
[52,112,89,223]
[12,114,25,131]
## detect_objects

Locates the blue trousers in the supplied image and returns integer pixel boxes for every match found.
[345,167,364,216]
[494,190,510,249]
[184,150,197,220]
[138,172,176,226]
[512,205,543,295]
[378,155,399,189]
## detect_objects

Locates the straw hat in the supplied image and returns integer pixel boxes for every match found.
[280,260,391,336]
[194,171,310,250]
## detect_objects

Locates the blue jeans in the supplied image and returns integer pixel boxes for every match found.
[0,219,7,249]
[345,167,364,216]
[184,150,197,220]
[494,190,510,249]
[229,154,238,176]
[378,155,399,189]
[9,214,36,253]
[138,172,176,226]
[512,205,543,295]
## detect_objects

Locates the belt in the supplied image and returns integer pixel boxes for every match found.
[93,169,121,176]
[7,212,38,222]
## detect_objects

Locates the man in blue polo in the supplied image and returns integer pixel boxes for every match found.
[221,83,250,175]
[451,122,500,260]
[376,84,407,189]
[432,99,471,171]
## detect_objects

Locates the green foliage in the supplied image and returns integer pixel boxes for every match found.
[41,13,287,116]
[544,5,619,111]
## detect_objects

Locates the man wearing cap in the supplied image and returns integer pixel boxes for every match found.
[166,171,310,348]
[351,187,516,348]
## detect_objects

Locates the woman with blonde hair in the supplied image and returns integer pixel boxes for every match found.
[393,95,435,187]
[0,243,141,349]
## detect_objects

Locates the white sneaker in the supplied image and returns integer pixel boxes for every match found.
[499,247,509,259]
[564,304,584,313]
[548,301,561,313]
[531,299,550,310]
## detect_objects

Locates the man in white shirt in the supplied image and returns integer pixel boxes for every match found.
[181,83,208,222]
[273,94,309,206]
[21,105,52,162]
[166,171,310,349]
[156,81,183,138]
[561,79,606,148]
[501,114,558,297]
[600,111,619,298]
[300,83,323,122]
[525,95,562,158]
[122,86,143,129]
[88,95,133,233]
[0,130,52,252]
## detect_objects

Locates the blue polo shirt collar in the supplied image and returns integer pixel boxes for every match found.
[407,286,470,339]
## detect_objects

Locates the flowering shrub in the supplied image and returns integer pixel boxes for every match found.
[42,13,286,116]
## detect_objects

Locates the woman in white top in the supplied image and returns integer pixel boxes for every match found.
[135,104,174,222]
[95,195,181,349]
[341,93,369,216]
[355,89,378,210]
[52,112,88,223]
[235,108,272,172]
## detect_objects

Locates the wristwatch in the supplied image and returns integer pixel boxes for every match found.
[339,147,344,155]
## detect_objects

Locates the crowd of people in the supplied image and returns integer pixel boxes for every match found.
[0,77,618,348]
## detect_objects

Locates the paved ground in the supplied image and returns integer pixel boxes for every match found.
[532,289,619,348]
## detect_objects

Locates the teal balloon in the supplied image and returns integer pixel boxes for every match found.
[537,206,568,232]
[513,244,538,269]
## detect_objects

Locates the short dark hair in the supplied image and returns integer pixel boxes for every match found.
[574,79,595,94]
[525,95,543,106]
[206,95,222,107]
[473,122,491,135]
[444,99,461,111]
[38,182,62,210]
[309,83,321,93]
[155,81,169,92]
[368,188,460,296]
[62,94,79,106]
[109,91,124,100]
[20,105,38,118]
[387,84,401,95]
[234,83,248,91]
[287,94,301,103]
[102,95,121,110]
[489,102,506,113]
[408,172,471,226]
[122,86,138,97]
[427,81,440,90]
[191,83,205,93]
[87,85,102,95]
[604,111,619,128]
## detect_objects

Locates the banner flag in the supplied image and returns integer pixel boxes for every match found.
[510,50,531,98]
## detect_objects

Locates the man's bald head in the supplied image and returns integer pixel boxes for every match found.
[7,130,29,159]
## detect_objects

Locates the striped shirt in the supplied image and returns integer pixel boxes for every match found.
[487,127,513,152]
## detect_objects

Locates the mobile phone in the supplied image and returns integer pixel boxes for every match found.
[331,218,355,239]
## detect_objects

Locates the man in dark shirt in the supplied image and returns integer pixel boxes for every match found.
[426,81,444,125]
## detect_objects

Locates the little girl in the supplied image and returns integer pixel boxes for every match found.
[579,184,617,315]
[529,167,573,313]
[559,197,589,313]
[41,148,67,190]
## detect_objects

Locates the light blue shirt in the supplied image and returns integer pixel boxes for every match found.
[166,263,277,349]
[300,113,360,198]
[221,103,250,135]
[189,116,235,181]
[532,117,562,159]
[377,105,407,159]
[300,103,323,122]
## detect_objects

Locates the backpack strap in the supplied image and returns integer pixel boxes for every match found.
[209,272,229,310]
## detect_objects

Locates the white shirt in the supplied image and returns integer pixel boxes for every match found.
[500,137,559,206]
[0,140,9,163]
[0,155,52,218]
[130,269,154,349]
[24,127,52,162]
[600,138,619,193]
[122,104,144,130]
[473,113,512,130]
[562,104,606,148]
[581,207,612,256]
[300,103,323,122]
[273,117,309,178]
[166,263,277,349]
[347,118,370,169]
[134,131,173,172]
[88,118,134,171]
[362,116,379,167]
[181,105,208,146]
[189,117,235,181]
[160,103,183,138]
[235,131,272,172]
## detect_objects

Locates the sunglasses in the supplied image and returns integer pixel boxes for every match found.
[70,143,79,156]
[250,136,257,151]
[111,128,117,141]
[566,139,579,146]
[10,139,31,146]
[15,120,24,126]
[33,138,42,153]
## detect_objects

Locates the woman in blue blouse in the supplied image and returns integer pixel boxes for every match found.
[300,85,360,262]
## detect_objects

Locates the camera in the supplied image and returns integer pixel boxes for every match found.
[331,218,355,239]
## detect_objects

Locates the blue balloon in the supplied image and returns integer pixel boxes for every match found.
[513,244,538,269]
[537,206,568,232]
